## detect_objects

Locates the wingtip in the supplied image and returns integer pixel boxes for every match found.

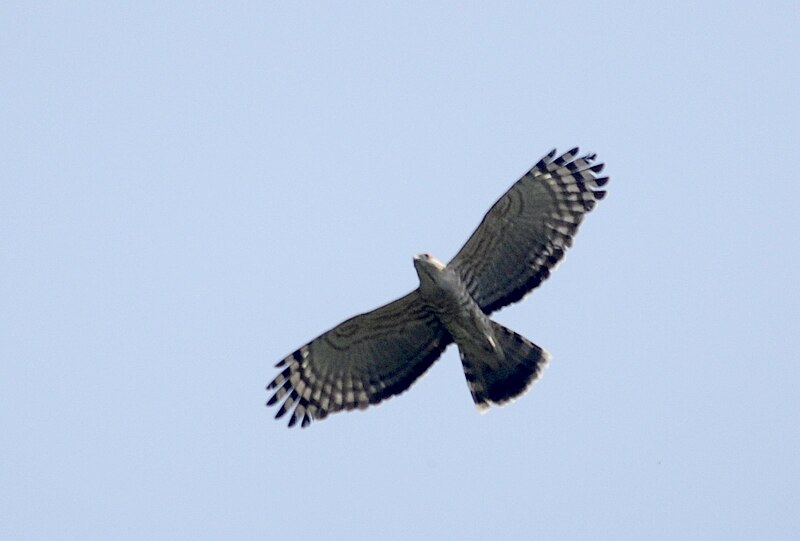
[535,148,558,169]
[275,396,293,419]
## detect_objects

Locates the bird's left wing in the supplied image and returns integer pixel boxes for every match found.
[267,291,452,428]
[448,148,608,315]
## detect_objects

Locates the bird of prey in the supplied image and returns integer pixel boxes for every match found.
[267,147,608,428]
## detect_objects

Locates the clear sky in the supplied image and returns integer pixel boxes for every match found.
[2,2,799,540]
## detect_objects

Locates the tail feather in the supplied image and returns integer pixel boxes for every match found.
[459,321,550,411]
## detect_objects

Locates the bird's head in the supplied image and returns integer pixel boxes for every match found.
[413,253,446,279]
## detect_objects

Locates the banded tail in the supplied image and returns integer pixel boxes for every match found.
[459,321,550,411]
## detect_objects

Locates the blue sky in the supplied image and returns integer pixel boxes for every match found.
[2,2,799,539]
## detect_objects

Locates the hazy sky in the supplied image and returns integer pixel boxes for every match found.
[2,2,799,540]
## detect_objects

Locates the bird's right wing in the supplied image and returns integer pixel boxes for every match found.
[267,291,452,428]
[448,148,608,315]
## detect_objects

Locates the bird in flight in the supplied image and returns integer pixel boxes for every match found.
[267,147,608,428]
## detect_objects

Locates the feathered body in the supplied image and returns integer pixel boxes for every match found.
[267,148,608,427]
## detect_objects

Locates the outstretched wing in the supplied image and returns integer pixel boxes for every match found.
[266,291,452,428]
[448,148,608,314]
